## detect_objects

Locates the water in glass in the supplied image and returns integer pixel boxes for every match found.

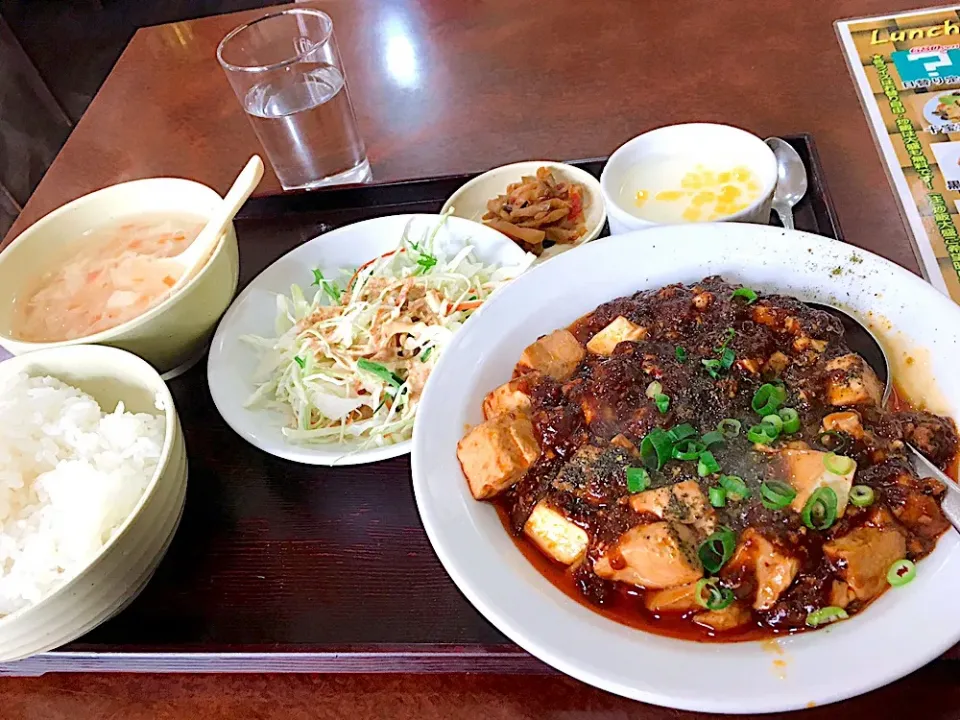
[243,64,369,190]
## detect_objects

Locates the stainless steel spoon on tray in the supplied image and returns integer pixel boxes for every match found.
[808,302,960,530]
[765,137,808,230]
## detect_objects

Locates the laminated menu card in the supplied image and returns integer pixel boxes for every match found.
[838,6,960,302]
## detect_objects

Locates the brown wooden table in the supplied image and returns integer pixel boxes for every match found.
[4,0,960,717]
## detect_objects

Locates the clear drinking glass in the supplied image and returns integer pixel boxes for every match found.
[217,9,371,191]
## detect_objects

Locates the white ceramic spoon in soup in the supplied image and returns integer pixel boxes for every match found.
[169,155,264,290]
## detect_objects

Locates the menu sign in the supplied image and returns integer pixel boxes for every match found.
[837,7,960,302]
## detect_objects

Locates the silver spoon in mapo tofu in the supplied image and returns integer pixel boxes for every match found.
[456,277,959,640]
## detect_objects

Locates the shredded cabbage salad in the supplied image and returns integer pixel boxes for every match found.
[242,213,534,450]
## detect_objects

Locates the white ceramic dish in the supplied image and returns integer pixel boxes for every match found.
[440,161,606,262]
[0,345,187,661]
[600,123,777,234]
[411,223,960,713]
[208,213,530,466]
[0,178,240,378]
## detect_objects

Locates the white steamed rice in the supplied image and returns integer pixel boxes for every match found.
[0,372,165,615]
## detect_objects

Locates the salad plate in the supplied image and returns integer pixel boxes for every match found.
[207,214,530,466]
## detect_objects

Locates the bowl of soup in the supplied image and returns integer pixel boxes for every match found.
[0,178,240,376]
[600,124,778,235]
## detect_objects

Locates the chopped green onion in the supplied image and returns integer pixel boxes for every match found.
[761,413,784,434]
[641,428,674,470]
[709,486,727,507]
[717,419,742,437]
[719,475,749,501]
[420,346,434,363]
[824,452,855,476]
[698,527,737,574]
[701,430,725,448]
[887,559,916,587]
[702,358,721,378]
[655,393,670,414]
[760,480,796,509]
[849,485,875,507]
[747,423,778,445]
[752,383,787,416]
[311,268,343,303]
[715,327,736,353]
[294,356,306,369]
[719,347,736,371]
[357,358,403,387]
[817,430,850,453]
[801,486,838,530]
[645,381,663,399]
[806,606,849,628]
[695,577,735,610]
[416,253,438,273]
[672,439,706,461]
[626,467,651,493]
[778,407,801,434]
[669,424,698,442]
[731,287,758,304]
[675,346,688,362]
[698,450,721,477]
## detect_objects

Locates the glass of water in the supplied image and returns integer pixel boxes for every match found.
[217,8,371,191]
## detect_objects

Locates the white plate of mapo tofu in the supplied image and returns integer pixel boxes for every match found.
[410,224,960,713]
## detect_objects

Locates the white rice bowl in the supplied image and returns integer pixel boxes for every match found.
[0,372,164,615]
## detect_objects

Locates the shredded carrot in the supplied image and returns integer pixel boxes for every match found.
[346,248,405,293]
[162,276,176,287]
[447,300,484,313]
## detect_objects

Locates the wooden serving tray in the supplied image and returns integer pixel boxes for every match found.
[0,135,873,675]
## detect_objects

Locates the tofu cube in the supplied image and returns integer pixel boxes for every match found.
[593,521,703,590]
[780,448,855,518]
[457,411,540,500]
[585,316,648,356]
[482,377,534,420]
[824,353,883,407]
[517,329,585,381]
[723,528,800,610]
[629,480,716,536]
[693,602,752,632]
[644,582,700,613]
[523,500,589,565]
[824,511,906,602]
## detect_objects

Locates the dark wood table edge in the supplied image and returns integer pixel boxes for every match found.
[0,645,552,676]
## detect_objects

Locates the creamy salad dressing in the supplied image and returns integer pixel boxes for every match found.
[12,212,206,342]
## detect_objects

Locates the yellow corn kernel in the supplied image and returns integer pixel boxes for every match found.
[715,204,734,217]
[728,203,748,214]
[691,191,716,206]
[707,212,721,221]
[719,184,742,200]
[682,206,702,222]
[717,172,732,183]
[656,190,685,202]
[635,189,648,206]
[701,171,716,186]
[680,173,699,189]
[747,181,760,192]
[732,166,752,182]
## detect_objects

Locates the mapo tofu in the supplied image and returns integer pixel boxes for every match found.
[457,277,958,640]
